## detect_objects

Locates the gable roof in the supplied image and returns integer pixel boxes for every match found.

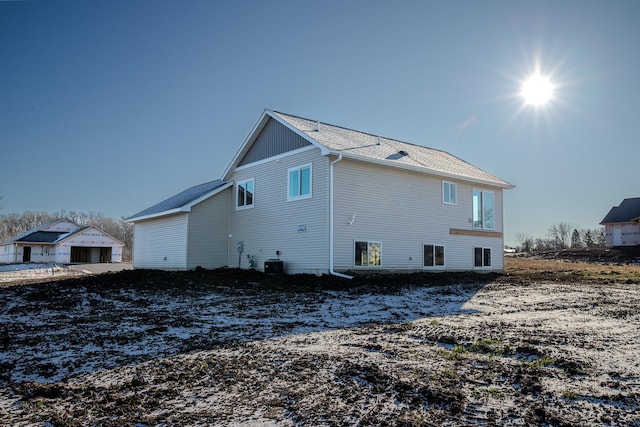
[1,219,81,245]
[126,179,232,222]
[224,110,514,189]
[16,231,70,243]
[600,197,640,224]
[1,220,124,247]
[56,226,125,246]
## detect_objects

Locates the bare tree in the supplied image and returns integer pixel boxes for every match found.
[548,222,572,249]
[581,228,594,248]
[516,233,534,252]
[571,229,582,248]
[594,227,606,247]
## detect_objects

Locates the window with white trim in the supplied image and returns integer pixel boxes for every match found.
[354,241,381,267]
[424,244,445,268]
[236,178,254,209]
[474,247,492,267]
[443,181,457,204]
[473,189,494,229]
[288,163,312,201]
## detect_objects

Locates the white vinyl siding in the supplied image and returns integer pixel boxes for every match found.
[228,147,329,274]
[187,189,231,269]
[133,214,188,270]
[332,159,504,272]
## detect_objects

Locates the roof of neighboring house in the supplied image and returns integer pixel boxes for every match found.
[258,110,513,188]
[1,221,125,246]
[126,179,232,222]
[600,197,640,224]
[1,219,80,245]
[16,231,70,243]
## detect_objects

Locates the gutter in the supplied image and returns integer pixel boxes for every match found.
[329,153,353,279]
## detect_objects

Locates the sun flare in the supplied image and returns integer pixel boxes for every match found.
[521,73,553,106]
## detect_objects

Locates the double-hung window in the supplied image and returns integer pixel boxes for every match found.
[443,181,457,204]
[288,163,312,201]
[424,244,445,268]
[473,189,494,229]
[236,178,254,209]
[354,241,382,267]
[474,247,492,267]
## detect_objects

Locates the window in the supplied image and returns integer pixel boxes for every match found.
[473,189,494,229]
[355,241,381,267]
[424,244,445,267]
[443,181,457,204]
[474,247,492,267]
[237,179,254,209]
[288,164,312,201]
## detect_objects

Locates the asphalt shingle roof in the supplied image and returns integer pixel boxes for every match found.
[271,111,513,188]
[127,180,229,221]
[16,231,70,243]
[601,197,640,224]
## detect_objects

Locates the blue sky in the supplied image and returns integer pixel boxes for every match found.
[1,0,639,246]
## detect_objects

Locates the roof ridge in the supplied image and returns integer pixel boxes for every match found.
[272,110,449,154]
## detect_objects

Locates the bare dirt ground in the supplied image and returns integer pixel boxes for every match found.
[1,254,639,426]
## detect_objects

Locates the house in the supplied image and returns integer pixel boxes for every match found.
[127,110,514,274]
[600,197,640,247]
[0,219,124,264]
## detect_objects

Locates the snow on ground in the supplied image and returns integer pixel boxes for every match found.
[0,263,86,283]
[1,271,639,425]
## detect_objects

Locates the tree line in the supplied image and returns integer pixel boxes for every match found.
[0,211,134,259]
[516,222,606,252]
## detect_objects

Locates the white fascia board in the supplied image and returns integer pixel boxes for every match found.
[233,145,317,172]
[125,208,188,223]
[332,151,515,190]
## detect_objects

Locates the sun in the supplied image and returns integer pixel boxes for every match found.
[521,73,554,106]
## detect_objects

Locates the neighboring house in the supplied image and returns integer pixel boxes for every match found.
[600,197,640,247]
[127,109,514,274]
[0,219,124,264]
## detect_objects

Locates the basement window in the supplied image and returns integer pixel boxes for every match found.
[424,244,445,268]
[355,241,382,267]
[474,247,491,267]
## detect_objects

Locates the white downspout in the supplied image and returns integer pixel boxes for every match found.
[329,153,353,279]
